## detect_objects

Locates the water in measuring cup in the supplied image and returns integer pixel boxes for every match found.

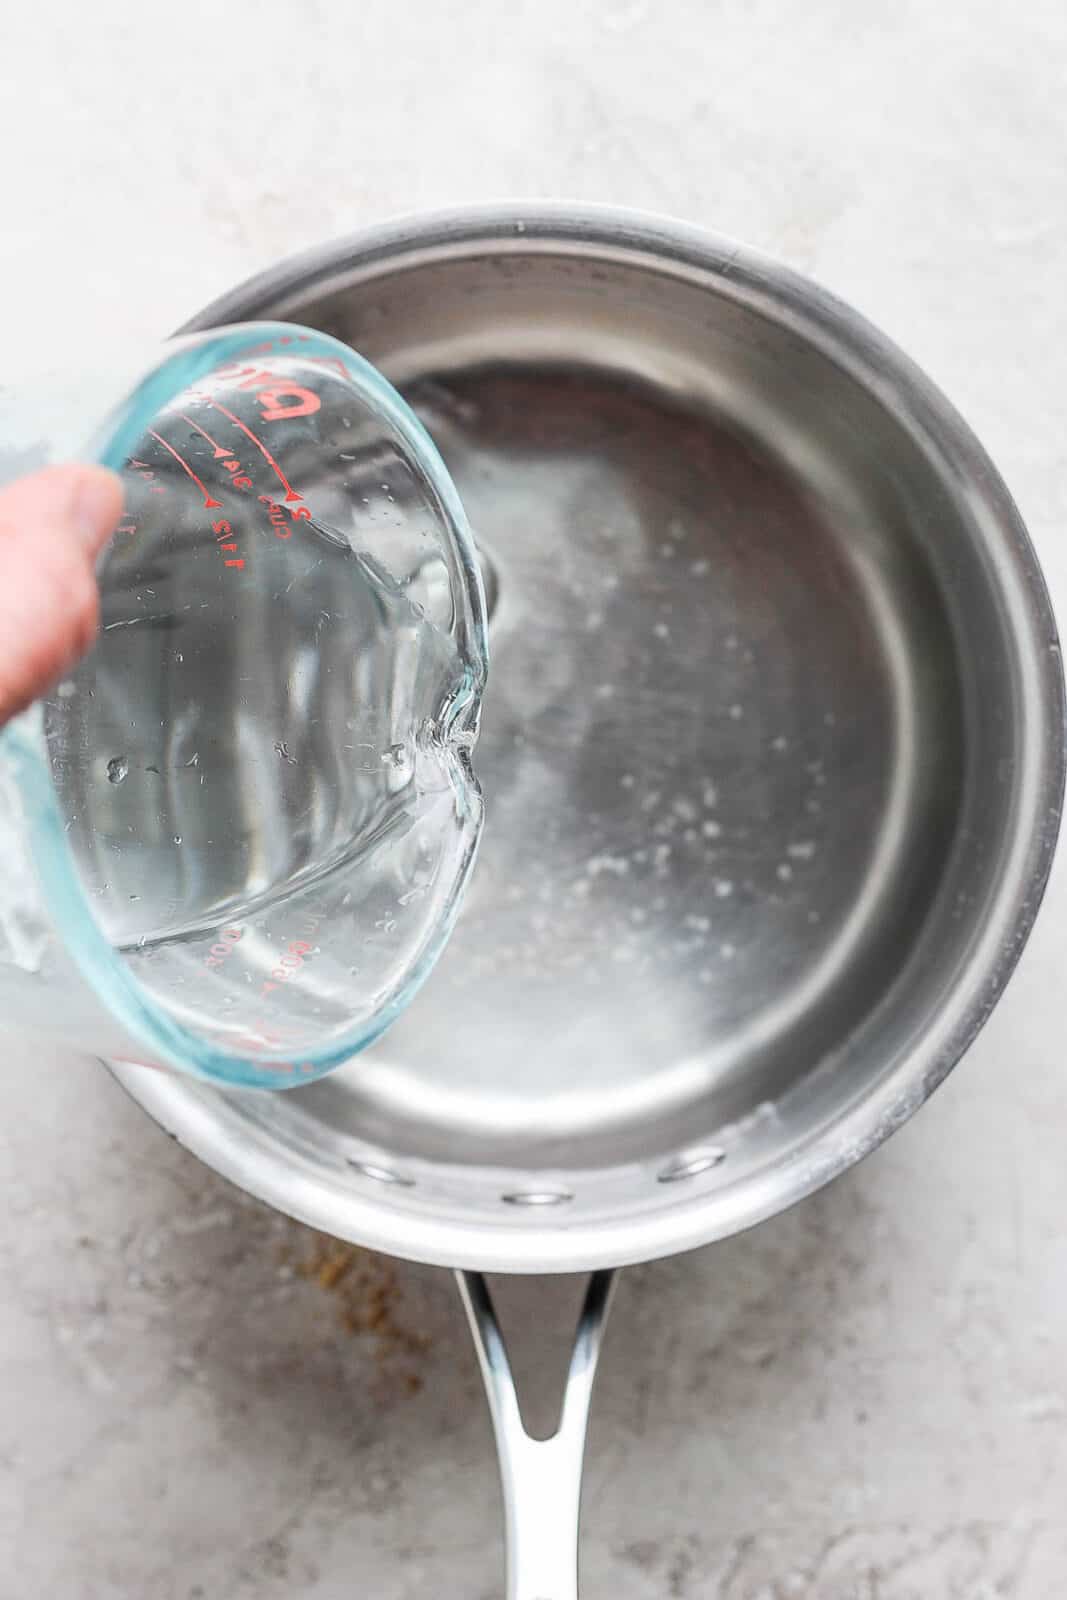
[42,355,484,1072]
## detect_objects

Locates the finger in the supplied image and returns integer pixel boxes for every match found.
[0,464,123,725]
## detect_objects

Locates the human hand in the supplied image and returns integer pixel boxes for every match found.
[0,465,123,726]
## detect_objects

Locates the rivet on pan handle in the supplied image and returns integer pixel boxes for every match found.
[456,1269,616,1600]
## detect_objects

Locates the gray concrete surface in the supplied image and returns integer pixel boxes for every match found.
[2,1,1067,1595]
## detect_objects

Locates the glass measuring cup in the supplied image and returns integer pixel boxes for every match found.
[0,323,487,1088]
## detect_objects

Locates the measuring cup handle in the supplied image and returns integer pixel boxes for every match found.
[456,1268,616,1600]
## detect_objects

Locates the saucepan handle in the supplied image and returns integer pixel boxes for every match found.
[456,1269,616,1600]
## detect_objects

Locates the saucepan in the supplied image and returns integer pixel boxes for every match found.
[110,206,1065,1598]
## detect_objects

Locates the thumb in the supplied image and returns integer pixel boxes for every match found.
[0,464,123,726]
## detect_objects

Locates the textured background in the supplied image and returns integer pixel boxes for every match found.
[2,2,1067,1595]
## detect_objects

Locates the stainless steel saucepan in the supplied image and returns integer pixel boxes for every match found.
[111,206,1065,1599]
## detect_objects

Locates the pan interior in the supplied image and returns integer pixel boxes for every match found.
[212,250,962,1158]
[114,230,1050,1259]
[303,348,963,1160]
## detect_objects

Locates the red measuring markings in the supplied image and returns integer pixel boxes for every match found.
[128,458,166,496]
[221,459,253,490]
[179,413,252,488]
[231,1042,301,1077]
[148,430,222,509]
[229,1014,314,1077]
[304,355,350,379]
[259,493,311,539]
[209,401,304,503]
[117,456,166,538]
[260,940,315,999]
[204,926,243,970]
[212,518,245,570]
[235,335,311,359]
[178,411,232,461]
[207,366,320,423]
[230,337,350,385]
